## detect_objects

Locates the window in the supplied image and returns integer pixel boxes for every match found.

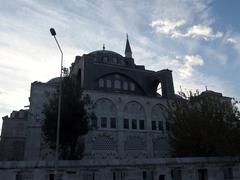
[139,120,145,130]
[172,169,182,180]
[103,56,108,63]
[82,172,94,180]
[117,59,122,64]
[67,171,77,175]
[132,119,137,129]
[92,117,98,129]
[124,119,129,129]
[143,171,147,180]
[166,121,170,131]
[106,80,112,88]
[159,175,165,180]
[198,169,208,180]
[130,83,135,91]
[123,82,128,90]
[101,117,107,128]
[113,172,116,180]
[152,121,157,130]
[158,121,163,130]
[112,57,117,64]
[99,79,104,87]
[110,117,116,128]
[49,174,54,180]
[224,168,233,180]
[114,80,121,89]
[16,173,23,180]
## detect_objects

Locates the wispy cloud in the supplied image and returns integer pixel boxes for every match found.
[150,19,186,35]
[226,35,240,54]
[178,55,204,79]
[176,25,222,40]
[150,19,222,40]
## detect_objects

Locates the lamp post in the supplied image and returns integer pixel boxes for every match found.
[50,28,63,180]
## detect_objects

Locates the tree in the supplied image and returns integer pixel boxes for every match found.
[169,91,240,157]
[42,75,95,160]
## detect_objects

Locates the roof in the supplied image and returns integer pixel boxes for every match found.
[200,90,222,97]
[47,77,60,84]
[88,50,123,58]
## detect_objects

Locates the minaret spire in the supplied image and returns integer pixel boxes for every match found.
[125,34,132,58]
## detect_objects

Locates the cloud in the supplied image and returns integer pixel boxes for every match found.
[185,25,223,39]
[151,0,213,25]
[227,38,238,44]
[150,19,186,34]
[144,53,234,98]
[142,53,204,81]
[150,19,222,40]
[178,55,204,79]
[226,35,240,49]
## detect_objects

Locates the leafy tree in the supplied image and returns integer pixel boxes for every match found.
[42,75,94,160]
[169,91,240,157]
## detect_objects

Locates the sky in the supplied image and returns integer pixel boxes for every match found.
[0,0,240,127]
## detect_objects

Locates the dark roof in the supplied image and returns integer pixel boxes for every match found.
[88,50,123,58]
[47,77,60,84]
[200,90,222,97]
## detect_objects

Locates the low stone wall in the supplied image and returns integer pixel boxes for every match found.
[0,157,239,180]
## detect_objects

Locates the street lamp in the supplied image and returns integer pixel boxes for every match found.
[50,28,63,180]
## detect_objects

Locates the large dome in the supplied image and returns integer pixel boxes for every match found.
[88,50,123,58]
[87,50,126,65]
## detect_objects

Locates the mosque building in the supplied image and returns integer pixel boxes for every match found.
[0,37,239,180]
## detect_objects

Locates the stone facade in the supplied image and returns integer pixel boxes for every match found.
[83,91,170,160]
[24,80,57,160]
[0,110,28,160]
[23,39,177,161]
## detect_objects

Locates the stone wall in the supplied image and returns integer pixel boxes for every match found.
[82,90,171,160]
[0,157,239,180]
[0,110,28,160]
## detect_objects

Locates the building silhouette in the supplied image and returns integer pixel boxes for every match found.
[0,37,239,180]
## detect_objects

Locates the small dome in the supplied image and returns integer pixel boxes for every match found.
[200,90,222,97]
[47,77,60,84]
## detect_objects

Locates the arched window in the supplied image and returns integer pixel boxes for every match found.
[123,81,128,90]
[103,56,108,63]
[151,104,168,131]
[94,98,117,129]
[130,82,135,91]
[123,101,146,130]
[114,80,121,89]
[106,79,112,88]
[99,79,104,87]
[112,57,117,64]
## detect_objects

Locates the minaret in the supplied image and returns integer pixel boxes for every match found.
[125,34,132,58]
